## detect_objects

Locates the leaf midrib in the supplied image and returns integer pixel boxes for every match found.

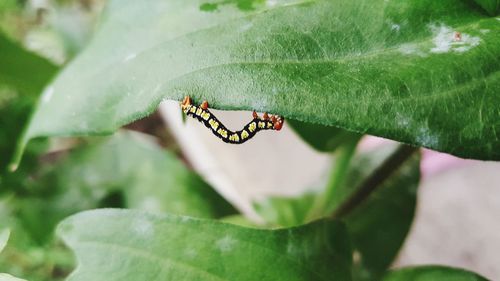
[72,231,331,281]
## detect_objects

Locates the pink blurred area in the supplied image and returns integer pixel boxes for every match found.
[359,136,481,179]
[419,149,481,178]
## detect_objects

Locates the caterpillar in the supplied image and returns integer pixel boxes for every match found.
[180,96,284,144]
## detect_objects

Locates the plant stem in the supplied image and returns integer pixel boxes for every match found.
[331,144,418,219]
[307,135,361,220]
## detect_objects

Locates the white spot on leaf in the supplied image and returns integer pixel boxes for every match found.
[415,126,439,148]
[429,24,480,54]
[287,243,296,254]
[184,248,198,258]
[133,219,154,238]
[396,112,410,127]
[123,53,137,62]
[216,235,236,252]
[266,0,278,7]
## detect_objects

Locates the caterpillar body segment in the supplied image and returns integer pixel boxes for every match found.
[180,96,284,144]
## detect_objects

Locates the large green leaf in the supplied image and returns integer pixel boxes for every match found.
[473,0,500,15]
[254,144,420,280]
[382,266,488,281]
[58,209,352,281]
[15,0,500,162]
[16,131,235,244]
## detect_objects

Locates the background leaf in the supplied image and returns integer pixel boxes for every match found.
[0,197,73,281]
[0,131,235,280]
[340,147,420,281]
[0,273,27,281]
[0,229,9,253]
[288,120,361,152]
[15,131,235,244]
[254,193,317,227]
[254,144,420,280]
[0,32,56,193]
[0,228,29,281]
[382,266,488,281]
[58,209,352,281]
[473,0,500,15]
[0,34,57,95]
[16,0,500,162]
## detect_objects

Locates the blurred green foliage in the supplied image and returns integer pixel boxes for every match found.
[0,0,496,280]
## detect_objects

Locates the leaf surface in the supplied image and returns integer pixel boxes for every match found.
[16,0,500,162]
[58,209,352,281]
[0,34,57,96]
[16,131,235,244]
[254,144,420,280]
[339,147,420,281]
[473,0,500,15]
[0,33,56,173]
[0,273,27,281]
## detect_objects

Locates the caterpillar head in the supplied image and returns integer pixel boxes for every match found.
[271,115,284,131]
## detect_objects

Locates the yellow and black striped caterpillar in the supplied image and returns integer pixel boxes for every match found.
[180,96,284,144]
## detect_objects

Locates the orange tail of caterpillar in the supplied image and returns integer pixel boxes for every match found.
[180,96,284,144]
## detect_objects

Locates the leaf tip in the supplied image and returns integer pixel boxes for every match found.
[7,163,18,172]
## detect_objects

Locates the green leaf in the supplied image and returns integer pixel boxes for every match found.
[254,193,317,227]
[15,0,500,162]
[0,1,24,40]
[473,0,500,15]
[58,209,352,281]
[254,144,420,280]
[255,139,359,226]
[288,120,361,152]
[0,229,9,253]
[219,214,260,228]
[0,32,56,175]
[0,228,29,281]
[0,34,57,95]
[16,131,235,244]
[382,266,488,281]
[0,198,74,281]
[0,273,27,281]
[340,147,420,281]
